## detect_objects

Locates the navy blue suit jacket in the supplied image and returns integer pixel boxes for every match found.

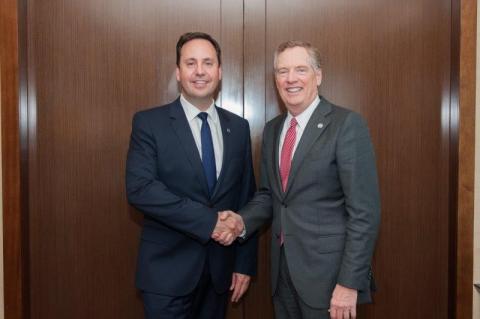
[126,98,258,296]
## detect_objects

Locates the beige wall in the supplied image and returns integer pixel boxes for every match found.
[474,0,480,317]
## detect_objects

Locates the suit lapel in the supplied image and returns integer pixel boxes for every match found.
[284,99,332,196]
[169,99,210,198]
[210,107,231,200]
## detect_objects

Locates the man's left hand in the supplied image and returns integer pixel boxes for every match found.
[230,273,251,302]
[329,284,357,319]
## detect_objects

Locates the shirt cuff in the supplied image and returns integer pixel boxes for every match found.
[239,227,247,239]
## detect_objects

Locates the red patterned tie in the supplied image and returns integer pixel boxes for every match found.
[280,117,297,192]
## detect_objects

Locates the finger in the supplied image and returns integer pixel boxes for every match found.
[224,233,234,245]
[220,233,234,246]
[236,278,249,300]
[232,277,248,302]
[343,308,349,319]
[350,307,356,319]
[230,273,237,291]
[329,307,337,319]
[219,231,232,242]
[219,211,230,221]
[231,281,240,302]
[214,231,229,241]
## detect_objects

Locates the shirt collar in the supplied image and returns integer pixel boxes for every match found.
[180,94,219,123]
[286,95,320,129]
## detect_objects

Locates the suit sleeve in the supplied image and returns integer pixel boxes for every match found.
[125,112,217,244]
[233,122,258,276]
[335,112,381,291]
[239,126,274,238]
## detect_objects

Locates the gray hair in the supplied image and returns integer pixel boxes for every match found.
[273,40,322,70]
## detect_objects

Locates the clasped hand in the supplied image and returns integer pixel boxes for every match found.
[211,211,244,246]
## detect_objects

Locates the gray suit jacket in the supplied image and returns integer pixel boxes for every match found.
[240,97,380,309]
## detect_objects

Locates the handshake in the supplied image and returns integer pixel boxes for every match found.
[211,211,245,246]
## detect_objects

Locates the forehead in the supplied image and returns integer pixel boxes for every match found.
[180,39,217,60]
[276,47,310,67]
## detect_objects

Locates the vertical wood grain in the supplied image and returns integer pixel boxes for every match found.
[457,0,476,318]
[4,0,473,318]
[243,0,274,318]
[1,0,25,318]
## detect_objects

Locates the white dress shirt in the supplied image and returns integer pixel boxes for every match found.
[278,96,321,165]
[180,95,223,178]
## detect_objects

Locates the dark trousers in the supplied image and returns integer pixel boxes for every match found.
[273,248,330,319]
[142,261,228,319]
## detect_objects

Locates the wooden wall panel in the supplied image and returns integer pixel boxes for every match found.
[457,0,476,318]
[1,0,25,318]
[6,0,465,318]
[243,1,274,318]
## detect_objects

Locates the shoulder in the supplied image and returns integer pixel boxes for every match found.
[216,107,250,129]
[134,101,174,119]
[322,98,368,129]
[265,113,285,130]
[132,100,179,125]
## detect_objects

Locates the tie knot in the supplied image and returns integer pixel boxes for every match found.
[198,112,209,122]
[290,117,297,128]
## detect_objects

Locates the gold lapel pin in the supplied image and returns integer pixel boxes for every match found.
[317,123,324,128]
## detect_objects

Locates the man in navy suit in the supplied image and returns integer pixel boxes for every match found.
[126,32,257,319]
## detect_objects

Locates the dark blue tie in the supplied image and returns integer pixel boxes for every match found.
[198,112,216,195]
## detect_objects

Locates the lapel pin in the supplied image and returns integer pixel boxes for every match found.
[226,128,231,133]
[317,123,324,128]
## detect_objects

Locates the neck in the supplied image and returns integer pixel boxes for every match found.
[287,96,318,117]
[182,94,213,111]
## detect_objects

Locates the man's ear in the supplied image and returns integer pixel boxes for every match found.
[316,68,322,87]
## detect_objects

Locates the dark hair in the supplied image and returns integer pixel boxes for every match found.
[274,40,322,70]
[176,32,222,66]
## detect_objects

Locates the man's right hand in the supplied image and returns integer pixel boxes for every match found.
[212,211,244,246]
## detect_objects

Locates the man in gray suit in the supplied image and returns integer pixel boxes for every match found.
[212,40,380,319]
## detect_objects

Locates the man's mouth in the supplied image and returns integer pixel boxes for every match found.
[192,80,209,87]
[286,87,302,93]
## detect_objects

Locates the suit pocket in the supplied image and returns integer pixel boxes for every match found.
[316,234,345,254]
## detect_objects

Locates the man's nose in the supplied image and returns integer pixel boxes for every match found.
[195,64,205,75]
[286,69,297,82]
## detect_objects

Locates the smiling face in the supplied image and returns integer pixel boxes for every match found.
[274,46,322,116]
[176,39,222,110]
